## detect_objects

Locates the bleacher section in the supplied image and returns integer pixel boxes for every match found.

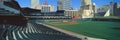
[0,23,81,40]
[0,8,15,15]
[0,0,81,40]
[0,4,20,14]
[0,8,27,26]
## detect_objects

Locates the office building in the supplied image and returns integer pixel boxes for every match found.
[41,5,54,12]
[65,10,79,17]
[97,5,110,16]
[41,2,54,12]
[92,3,98,14]
[113,2,120,16]
[57,0,72,10]
[80,0,94,18]
[82,0,92,5]
[98,5,110,13]
[116,3,120,8]
[31,0,39,9]
[35,5,41,10]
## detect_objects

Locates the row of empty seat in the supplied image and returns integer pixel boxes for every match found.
[0,23,81,40]
[0,7,81,40]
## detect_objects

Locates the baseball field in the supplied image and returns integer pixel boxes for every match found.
[46,21,120,40]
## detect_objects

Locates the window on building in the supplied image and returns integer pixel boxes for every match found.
[85,5,90,10]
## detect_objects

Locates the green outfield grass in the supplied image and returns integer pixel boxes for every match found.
[45,21,120,40]
[95,16,120,19]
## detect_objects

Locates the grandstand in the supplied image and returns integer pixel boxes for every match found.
[0,23,82,40]
[0,8,27,26]
[0,7,81,40]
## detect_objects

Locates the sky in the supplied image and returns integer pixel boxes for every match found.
[16,0,120,10]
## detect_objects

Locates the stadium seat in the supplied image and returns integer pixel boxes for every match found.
[0,23,81,40]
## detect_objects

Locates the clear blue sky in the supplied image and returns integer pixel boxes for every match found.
[16,0,120,10]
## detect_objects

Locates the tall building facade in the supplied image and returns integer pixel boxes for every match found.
[57,0,72,10]
[98,5,110,13]
[82,0,92,6]
[80,0,95,18]
[92,3,97,14]
[117,4,120,8]
[31,0,39,9]
[41,3,54,12]
[65,10,79,17]
[113,2,120,16]
[35,5,41,10]
[110,0,114,16]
